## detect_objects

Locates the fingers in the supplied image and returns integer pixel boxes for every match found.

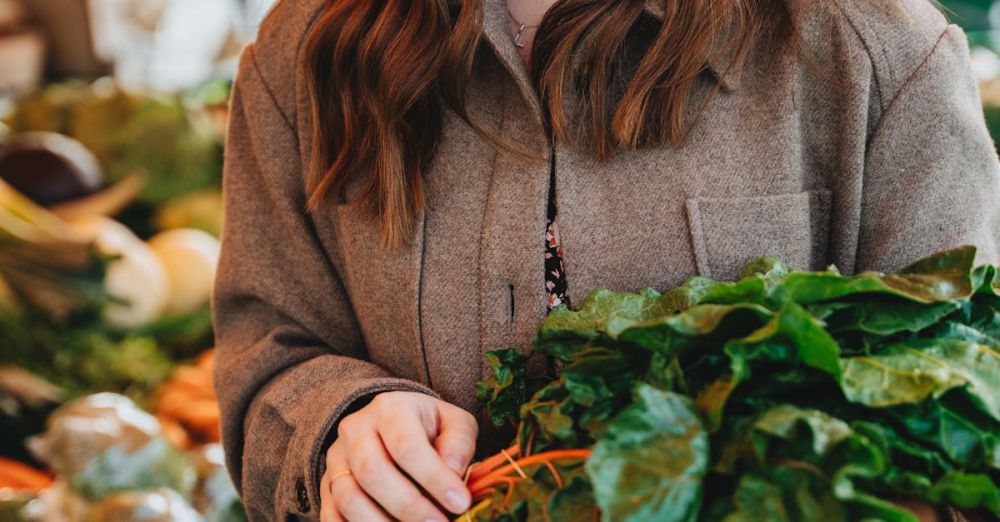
[435,403,479,476]
[330,474,392,522]
[325,442,389,522]
[379,405,473,515]
[319,467,343,522]
[330,393,481,520]
[340,414,450,522]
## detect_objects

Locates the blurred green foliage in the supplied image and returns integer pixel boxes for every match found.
[0,304,214,406]
[5,81,223,207]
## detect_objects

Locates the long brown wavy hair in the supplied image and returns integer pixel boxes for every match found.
[304,0,792,248]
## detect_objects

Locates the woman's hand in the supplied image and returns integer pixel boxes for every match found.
[319,391,479,522]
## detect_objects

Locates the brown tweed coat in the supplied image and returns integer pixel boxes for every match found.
[212,0,1000,519]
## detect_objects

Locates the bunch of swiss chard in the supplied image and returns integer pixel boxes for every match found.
[466,246,1000,521]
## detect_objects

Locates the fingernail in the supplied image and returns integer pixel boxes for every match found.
[446,456,465,474]
[425,519,444,522]
[446,489,470,513]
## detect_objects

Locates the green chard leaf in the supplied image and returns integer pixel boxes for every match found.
[560,345,646,436]
[821,300,962,336]
[718,474,793,521]
[627,303,841,432]
[662,277,718,312]
[723,303,843,382]
[839,339,1000,421]
[520,382,580,450]
[924,322,1000,350]
[543,468,598,521]
[716,406,855,474]
[586,385,708,522]
[771,247,979,305]
[972,265,996,296]
[476,349,531,428]
[697,257,791,309]
[615,304,773,356]
[713,406,910,522]
[884,396,1000,470]
[741,256,793,283]
[851,421,955,479]
[536,288,668,359]
[753,406,854,456]
[922,472,1000,515]
[875,469,1000,517]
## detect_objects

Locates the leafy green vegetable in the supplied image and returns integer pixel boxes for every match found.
[586,385,708,522]
[471,246,1000,521]
[537,288,667,359]
[0,305,213,404]
[477,349,531,428]
[840,340,1000,420]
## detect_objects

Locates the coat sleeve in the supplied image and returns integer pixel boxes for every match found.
[212,45,435,521]
[855,24,1000,272]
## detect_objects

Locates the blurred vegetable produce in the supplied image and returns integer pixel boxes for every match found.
[0,179,106,318]
[0,182,214,406]
[0,457,52,492]
[0,491,33,522]
[25,393,196,519]
[0,302,212,404]
[49,172,145,222]
[154,351,221,449]
[148,229,220,315]
[0,132,104,206]
[0,19,233,522]
[55,488,202,522]
[69,216,170,329]
[187,445,246,522]
[5,80,223,206]
[154,189,224,237]
[20,393,244,522]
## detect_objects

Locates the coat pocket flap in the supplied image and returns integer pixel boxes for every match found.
[686,190,832,281]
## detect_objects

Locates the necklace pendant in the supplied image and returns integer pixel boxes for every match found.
[514,22,526,48]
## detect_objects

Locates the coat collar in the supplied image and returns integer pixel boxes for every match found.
[468,0,741,108]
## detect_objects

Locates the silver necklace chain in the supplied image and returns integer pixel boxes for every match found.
[506,7,540,48]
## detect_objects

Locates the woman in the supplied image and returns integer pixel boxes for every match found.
[213,0,1000,520]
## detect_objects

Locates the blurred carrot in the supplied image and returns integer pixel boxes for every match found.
[0,457,53,491]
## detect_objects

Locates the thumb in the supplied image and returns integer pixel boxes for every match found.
[434,403,479,477]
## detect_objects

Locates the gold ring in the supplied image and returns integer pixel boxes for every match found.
[329,469,352,488]
[328,469,352,496]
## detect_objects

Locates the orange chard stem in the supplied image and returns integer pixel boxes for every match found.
[468,449,592,493]
[472,487,497,502]
[544,460,563,489]
[468,444,521,483]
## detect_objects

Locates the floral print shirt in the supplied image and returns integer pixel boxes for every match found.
[545,171,569,311]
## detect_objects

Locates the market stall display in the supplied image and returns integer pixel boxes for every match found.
[468,247,1000,521]
[20,393,242,522]
[0,72,229,522]
[0,1,255,520]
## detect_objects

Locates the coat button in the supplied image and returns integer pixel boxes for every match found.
[295,478,310,513]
